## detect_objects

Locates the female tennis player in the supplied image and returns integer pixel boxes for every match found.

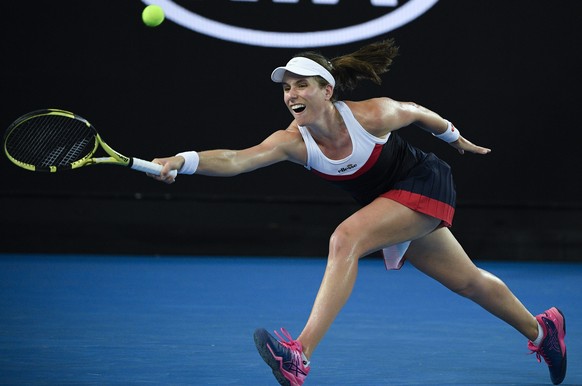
[151,40,566,385]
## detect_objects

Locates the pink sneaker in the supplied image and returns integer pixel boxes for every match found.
[254,328,310,386]
[528,307,567,385]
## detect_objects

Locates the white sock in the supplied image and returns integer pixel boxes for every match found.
[532,321,544,347]
[301,352,310,367]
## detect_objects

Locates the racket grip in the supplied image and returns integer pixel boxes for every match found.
[130,158,178,178]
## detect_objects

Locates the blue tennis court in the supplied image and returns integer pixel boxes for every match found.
[0,254,580,385]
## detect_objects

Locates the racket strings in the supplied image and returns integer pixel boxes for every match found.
[6,115,96,168]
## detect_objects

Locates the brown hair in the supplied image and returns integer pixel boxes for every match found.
[295,39,399,99]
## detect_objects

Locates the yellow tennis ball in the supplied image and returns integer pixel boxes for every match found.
[142,5,165,27]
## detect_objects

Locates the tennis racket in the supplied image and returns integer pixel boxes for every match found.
[3,109,176,177]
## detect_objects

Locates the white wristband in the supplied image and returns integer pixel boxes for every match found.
[433,121,460,143]
[176,151,200,175]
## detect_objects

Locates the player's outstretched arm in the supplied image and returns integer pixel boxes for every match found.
[151,128,304,184]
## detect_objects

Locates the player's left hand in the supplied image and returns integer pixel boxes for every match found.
[450,136,491,155]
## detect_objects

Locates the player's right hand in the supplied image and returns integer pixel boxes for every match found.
[149,156,184,184]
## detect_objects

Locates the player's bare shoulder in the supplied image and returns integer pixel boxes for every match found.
[344,98,400,137]
[263,121,307,165]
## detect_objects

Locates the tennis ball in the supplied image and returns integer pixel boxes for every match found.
[142,5,165,27]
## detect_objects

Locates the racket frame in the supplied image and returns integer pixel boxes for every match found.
[4,109,175,177]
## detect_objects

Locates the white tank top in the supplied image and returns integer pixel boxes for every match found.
[298,101,390,177]
[298,101,409,270]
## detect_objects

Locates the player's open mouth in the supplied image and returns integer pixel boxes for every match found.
[291,104,306,113]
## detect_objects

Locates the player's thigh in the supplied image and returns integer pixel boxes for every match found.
[406,227,481,292]
[334,197,441,257]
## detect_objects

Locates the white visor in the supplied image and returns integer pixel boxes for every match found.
[271,57,335,87]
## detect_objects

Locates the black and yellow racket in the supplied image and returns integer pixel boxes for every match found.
[3,109,176,177]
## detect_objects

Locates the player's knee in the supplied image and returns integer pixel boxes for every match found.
[450,280,478,298]
[328,223,360,263]
[451,270,501,299]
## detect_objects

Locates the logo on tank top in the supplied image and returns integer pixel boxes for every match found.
[141,0,439,47]
[338,164,357,174]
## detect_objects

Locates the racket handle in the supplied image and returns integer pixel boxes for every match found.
[130,158,178,178]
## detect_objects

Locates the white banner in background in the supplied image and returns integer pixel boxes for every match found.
[141,0,439,47]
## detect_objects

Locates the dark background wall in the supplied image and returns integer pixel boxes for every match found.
[1,1,581,261]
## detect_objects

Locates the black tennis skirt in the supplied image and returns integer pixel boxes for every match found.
[381,153,456,227]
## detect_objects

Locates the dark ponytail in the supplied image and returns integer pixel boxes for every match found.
[293,39,399,98]
[330,39,399,92]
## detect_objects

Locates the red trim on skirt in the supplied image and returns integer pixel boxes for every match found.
[381,189,454,227]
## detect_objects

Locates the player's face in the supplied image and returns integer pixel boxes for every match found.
[281,73,330,125]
